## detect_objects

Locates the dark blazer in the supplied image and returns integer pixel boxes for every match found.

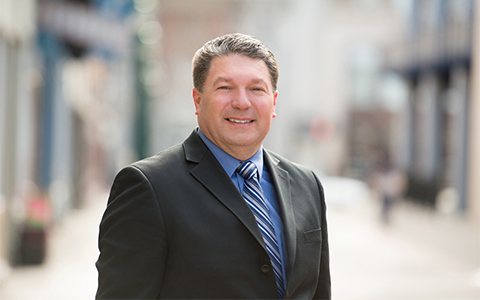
[96,129,331,299]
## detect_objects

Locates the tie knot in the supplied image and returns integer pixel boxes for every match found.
[236,161,258,180]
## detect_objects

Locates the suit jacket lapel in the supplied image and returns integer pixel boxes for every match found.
[183,130,298,290]
[264,150,297,291]
[183,130,267,250]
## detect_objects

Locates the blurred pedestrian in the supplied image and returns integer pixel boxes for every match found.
[373,151,406,225]
[95,33,330,299]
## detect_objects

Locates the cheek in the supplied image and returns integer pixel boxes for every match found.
[259,102,276,118]
[209,98,230,116]
[199,102,222,123]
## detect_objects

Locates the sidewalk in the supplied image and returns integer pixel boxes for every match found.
[329,198,480,300]
[0,191,478,299]
[0,191,108,300]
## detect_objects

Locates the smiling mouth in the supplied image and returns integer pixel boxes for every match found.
[227,118,253,124]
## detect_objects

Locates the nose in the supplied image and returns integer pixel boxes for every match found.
[231,89,251,110]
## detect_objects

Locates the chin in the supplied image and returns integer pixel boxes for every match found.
[230,136,262,148]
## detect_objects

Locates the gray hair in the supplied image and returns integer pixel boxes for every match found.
[192,33,279,92]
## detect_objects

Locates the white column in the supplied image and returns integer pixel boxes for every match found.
[468,1,480,223]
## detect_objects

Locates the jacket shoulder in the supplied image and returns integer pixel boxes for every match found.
[126,144,186,178]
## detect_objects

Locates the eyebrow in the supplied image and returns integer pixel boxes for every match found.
[212,76,232,85]
[250,78,268,86]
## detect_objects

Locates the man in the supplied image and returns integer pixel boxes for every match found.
[96,33,331,299]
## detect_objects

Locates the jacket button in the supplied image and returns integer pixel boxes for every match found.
[261,264,270,273]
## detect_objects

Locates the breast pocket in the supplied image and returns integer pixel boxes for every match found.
[304,228,322,244]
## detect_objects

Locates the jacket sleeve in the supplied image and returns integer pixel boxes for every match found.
[313,174,331,300]
[96,166,167,299]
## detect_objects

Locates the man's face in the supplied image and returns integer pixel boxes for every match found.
[193,54,278,160]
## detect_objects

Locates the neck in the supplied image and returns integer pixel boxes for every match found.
[197,128,263,161]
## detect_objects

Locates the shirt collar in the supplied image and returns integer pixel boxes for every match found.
[198,128,264,178]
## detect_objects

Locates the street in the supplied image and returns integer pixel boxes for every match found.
[0,191,478,300]
[329,200,480,299]
[0,192,107,300]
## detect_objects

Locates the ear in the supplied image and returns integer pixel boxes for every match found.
[193,87,201,115]
[272,90,278,118]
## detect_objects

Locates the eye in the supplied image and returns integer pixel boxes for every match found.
[218,86,230,90]
[252,87,265,92]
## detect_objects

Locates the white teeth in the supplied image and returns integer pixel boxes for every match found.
[228,118,252,124]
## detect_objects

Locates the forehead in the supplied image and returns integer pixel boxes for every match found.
[207,54,271,84]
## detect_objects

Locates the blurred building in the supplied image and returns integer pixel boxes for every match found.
[0,0,38,280]
[470,0,480,223]
[384,0,478,219]
[0,0,137,276]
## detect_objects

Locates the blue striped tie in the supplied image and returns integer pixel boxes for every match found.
[236,161,285,299]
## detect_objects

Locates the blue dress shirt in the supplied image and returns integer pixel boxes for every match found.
[198,129,287,288]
